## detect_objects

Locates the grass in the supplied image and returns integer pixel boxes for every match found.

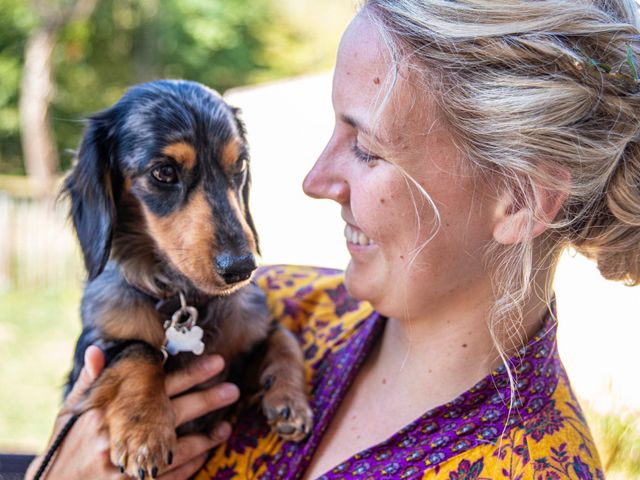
[0,287,81,452]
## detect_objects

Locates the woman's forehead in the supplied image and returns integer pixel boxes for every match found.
[337,12,387,70]
[334,13,447,151]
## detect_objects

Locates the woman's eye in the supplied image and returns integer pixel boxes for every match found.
[151,165,179,184]
[351,143,381,163]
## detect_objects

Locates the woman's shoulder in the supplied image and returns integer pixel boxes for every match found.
[432,373,604,480]
[254,264,375,336]
[516,372,604,479]
[255,264,345,301]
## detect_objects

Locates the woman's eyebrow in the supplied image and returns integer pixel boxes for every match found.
[340,113,383,143]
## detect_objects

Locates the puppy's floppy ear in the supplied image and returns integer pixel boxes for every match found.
[64,110,120,280]
[232,107,260,255]
[242,165,260,255]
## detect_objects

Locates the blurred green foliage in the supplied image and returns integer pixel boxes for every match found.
[0,0,352,174]
[0,0,34,173]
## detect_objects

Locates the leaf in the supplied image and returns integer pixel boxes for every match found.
[626,43,638,81]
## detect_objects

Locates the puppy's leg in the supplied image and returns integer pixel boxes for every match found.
[84,342,175,479]
[260,325,313,441]
[72,269,175,478]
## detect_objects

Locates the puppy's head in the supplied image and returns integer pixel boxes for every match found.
[65,80,259,295]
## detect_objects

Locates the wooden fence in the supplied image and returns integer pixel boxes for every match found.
[0,193,83,290]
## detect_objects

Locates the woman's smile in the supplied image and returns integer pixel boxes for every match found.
[343,223,374,246]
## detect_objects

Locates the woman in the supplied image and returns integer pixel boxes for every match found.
[29,0,639,478]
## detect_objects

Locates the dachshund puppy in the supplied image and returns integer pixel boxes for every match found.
[63,80,312,479]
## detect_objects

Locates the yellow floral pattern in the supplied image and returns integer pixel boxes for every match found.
[197,265,602,480]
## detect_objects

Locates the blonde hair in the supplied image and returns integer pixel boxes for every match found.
[364,0,640,347]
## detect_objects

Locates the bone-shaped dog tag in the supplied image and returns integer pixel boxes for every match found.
[165,324,205,356]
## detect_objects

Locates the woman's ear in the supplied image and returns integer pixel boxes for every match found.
[492,169,570,245]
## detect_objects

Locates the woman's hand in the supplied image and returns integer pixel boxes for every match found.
[26,346,240,479]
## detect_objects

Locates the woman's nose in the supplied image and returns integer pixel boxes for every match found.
[303,140,349,204]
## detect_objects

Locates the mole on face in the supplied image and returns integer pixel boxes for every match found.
[373,76,381,85]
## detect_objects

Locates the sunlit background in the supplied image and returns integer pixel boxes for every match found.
[0,1,638,478]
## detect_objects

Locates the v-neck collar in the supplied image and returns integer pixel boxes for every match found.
[261,311,386,479]
[265,308,561,480]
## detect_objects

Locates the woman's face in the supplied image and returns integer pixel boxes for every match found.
[303,12,498,319]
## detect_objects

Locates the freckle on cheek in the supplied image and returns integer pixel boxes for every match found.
[379,198,385,204]
[373,77,380,85]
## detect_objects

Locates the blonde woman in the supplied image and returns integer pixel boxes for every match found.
[30,0,638,478]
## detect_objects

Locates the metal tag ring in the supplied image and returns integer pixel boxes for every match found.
[171,305,199,330]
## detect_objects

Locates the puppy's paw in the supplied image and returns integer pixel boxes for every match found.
[108,397,176,479]
[261,374,313,442]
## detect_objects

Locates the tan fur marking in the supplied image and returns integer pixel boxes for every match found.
[85,357,175,476]
[163,142,197,169]
[221,138,240,169]
[143,188,220,291]
[101,301,165,348]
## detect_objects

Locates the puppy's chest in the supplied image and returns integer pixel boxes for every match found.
[162,294,270,373]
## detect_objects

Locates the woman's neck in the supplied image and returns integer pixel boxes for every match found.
[367,282,550,413]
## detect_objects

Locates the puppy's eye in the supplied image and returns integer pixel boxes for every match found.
[151,165,178,184]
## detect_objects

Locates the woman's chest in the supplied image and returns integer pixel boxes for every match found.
[302,366,427,480]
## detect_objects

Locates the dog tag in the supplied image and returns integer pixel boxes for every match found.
[163,292,205,356]
[165,324,205,356]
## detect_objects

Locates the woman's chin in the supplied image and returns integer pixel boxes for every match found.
[344,261,380,304]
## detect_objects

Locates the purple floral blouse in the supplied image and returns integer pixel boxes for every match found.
[196,265,603,479]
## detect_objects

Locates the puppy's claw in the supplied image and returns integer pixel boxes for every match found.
[167,450,173,466]
[139,467,145,479]
[262,379,313,442]
[277,424,296,435]
[151,466,158,478]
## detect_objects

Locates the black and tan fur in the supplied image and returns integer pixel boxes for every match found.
[63,80,312,479]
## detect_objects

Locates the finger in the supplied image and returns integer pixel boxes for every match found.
[172,383,239,427]
[84,344,105,379]
[158,428,230,480]
[165,355,225,397]
[160,432,226,480]
[64,346,106,407]
[158,452,209,480]
[162,424,224,473]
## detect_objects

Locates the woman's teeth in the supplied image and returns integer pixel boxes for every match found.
[344,224,373,246]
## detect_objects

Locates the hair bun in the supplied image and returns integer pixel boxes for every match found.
[572,142,640,285]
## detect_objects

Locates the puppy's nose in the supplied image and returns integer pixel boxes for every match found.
[214,253,257,285]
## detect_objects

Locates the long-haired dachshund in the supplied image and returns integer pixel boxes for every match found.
[62,80,312,479]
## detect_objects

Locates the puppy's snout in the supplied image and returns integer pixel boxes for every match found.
[215,253,257,285]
